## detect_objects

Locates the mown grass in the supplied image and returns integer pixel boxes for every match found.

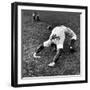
[22,10,80,77]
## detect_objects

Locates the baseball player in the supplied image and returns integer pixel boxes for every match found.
[33,25,77,67]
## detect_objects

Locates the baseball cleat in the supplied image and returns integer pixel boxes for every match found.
[33,52,41,58]
[48,62,55,67]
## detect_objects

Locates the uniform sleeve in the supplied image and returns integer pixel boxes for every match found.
[66,27,77,40]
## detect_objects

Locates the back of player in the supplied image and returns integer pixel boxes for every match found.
[33,25,77,67]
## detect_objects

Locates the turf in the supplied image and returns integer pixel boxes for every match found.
[22,10,80,77]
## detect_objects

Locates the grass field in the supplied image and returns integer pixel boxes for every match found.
[22,10,80,77]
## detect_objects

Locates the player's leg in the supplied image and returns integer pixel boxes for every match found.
[51,43,57,52]
[48,44,63,67]
[33,44,44,58]
[33,39,51,58]
[48,48,63,67]
[48,36,65,67]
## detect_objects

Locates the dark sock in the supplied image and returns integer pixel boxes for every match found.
[53,49,63,63]
[36,44,44,54]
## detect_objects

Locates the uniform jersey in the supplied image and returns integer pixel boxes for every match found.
[50,25,77,40]
[43,25,77,50]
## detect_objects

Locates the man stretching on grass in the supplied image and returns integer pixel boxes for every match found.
[33,25,77,67]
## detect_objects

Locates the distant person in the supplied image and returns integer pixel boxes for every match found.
[32,12,40,22]
[33,25,77,67]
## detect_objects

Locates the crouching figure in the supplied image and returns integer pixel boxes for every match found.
[33,25,77,67]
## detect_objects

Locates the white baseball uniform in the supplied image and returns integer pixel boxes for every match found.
[43,25,77,50]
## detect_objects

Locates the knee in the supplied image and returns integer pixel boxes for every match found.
[43,40,51,47]
[57,44,63,51]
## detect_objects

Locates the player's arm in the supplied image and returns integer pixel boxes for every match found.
[67,27,77,51]
[48,49,63,67]
[67,27,77,40]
